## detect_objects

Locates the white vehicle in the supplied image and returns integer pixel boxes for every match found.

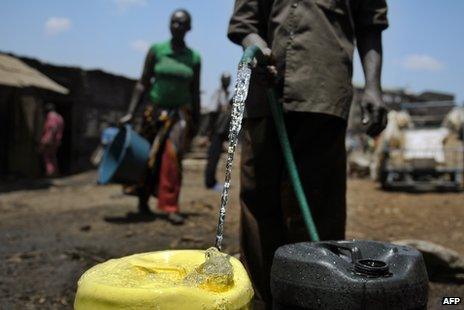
[380,103,464,191]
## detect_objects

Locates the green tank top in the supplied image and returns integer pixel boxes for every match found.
[149,41,201,108]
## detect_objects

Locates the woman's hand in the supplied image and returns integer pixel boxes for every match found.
[119,113,133,125]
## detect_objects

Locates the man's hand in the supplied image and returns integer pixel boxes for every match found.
[254,45,277,83]
[119,113,133,125]
[242,34,277,83]
[258,46,273,65]
[360,89,388,137]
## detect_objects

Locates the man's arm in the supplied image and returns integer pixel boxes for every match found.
[228,0,272,64]
[353,0,389,137]
[228,0,261,45]
[228,0,276,111]
[357,29,388,137]
[120,49,155,123]
[358,29,382,96]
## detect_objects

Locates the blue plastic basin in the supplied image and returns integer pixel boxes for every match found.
[98,125,150,185]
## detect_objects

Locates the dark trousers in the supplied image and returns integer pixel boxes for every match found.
[205,133,225,188]
[205,111,230,188]
[240,112,347,309]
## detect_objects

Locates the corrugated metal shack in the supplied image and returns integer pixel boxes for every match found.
[0,53,137,177]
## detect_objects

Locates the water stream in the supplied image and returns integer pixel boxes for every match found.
[214,63,252,250]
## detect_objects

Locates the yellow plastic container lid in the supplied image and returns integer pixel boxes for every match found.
[74,249,253,310]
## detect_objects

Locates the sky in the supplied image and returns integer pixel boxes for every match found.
[1,0,463,109]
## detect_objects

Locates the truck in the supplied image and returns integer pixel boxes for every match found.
[380,101,464,191]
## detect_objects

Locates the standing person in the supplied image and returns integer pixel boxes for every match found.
[228,0,389,308]
[204,72,232,190]
[120,9,201,225]
[40,103,64,177]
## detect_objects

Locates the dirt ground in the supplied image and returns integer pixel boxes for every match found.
[1,155,463,309]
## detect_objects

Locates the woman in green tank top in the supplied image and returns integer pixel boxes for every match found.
[120,9,201,224]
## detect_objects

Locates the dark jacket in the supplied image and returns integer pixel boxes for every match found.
[228,0,389,119]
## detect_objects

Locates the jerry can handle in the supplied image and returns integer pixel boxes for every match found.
[318,241,362,263]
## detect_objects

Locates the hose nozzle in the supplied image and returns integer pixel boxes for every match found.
[240,45,263,67]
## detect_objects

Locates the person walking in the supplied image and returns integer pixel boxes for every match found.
[228,0,389,308]
[204,72,232,191]
[120,9,201,225]
[40,103,64,177]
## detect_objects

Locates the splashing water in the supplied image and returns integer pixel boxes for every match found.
[215,63,252,250]
[183,247,234,292]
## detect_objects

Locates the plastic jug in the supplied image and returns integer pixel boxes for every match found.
[75,250,253,310]
[271,240,428,309]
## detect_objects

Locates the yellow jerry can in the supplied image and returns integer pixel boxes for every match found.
[74,249,253,309]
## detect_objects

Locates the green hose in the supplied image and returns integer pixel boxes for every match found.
[266,89,320,242]
[241,46,320,242]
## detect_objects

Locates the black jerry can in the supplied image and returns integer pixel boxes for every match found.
[271,240,428,310]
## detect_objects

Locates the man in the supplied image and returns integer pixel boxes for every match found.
[40,103,64,177]
[228,0,388,308]
[204,72,232,190]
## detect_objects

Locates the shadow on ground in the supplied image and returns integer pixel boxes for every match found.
[104,211,203,224]
[0,178,53,193]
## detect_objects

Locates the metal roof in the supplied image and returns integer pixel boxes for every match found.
[0,54,68,94]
